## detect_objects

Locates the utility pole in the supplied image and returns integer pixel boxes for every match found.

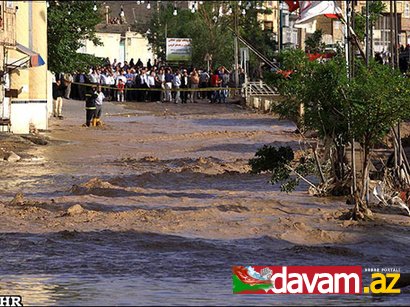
[234,1,239,89]
[390,0,395,68]
[394,0,399,68]
[350,1,355,77]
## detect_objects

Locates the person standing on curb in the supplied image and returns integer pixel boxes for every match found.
[164,68,173,102]
[180,69,189,104]
[63,72,74,99]
[117,79,125,102]
[190,68,199,103]
[52,79,64,119]
[173,69,182,104]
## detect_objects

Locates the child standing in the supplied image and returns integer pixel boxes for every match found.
[117,79,125,102]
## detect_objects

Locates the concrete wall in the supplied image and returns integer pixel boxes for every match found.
[8,1,49,134]
[125,32,153,65]
[82,32,121,60]
[81,31,153,65]
[245,96,276,113]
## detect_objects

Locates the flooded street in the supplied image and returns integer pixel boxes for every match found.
[0,99,409,305]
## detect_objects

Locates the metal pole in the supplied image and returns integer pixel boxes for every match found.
[279,0,283,51]
[345,1,350,77]
[234,2,239,89]
[350,1,355,77]
[390,0,394,68]
[365,0,370,65]
[394,0,399,68]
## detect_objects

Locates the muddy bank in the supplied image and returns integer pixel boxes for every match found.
[1,99,409,252]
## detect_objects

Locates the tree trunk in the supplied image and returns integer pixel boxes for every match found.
[351,141,373,220]
[360,143,369,202]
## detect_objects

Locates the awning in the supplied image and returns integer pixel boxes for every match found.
[15,42,45,67]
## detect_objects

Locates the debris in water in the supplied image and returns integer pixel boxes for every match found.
[64,204,86,216]
[9,192,25,205]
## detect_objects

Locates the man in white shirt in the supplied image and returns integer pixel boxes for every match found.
[94,85,105,126]
[137,68,148,102]
[157,68,165,102]
[147,71,156,102]
[106,72,115,101]
[173,70,182,104]
[88,69,99,84]
[100,72,109,86]
[100,72,109,99]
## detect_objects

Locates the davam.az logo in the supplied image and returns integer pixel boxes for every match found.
[232,266,401,295]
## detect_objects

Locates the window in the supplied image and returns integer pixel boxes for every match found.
[405,2,410,18]
[6,1,13,9]
[0,5,3,30]
[264,21,273,31]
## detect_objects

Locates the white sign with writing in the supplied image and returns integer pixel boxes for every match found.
[166,38,192,62]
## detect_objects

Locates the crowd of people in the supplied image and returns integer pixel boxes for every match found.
[375,44,410,73]
[66,58,245,105]
[53,58,246,127]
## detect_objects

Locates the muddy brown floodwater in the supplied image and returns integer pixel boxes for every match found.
[0,99,409,305]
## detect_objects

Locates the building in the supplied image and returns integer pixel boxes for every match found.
[0,1,16,132]
[307,1,410,53]
[1,1,49,134]
[79,1,155,65]
[365,1,410,52]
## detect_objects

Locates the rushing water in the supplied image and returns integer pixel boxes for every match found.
[0,100,409,305]
[0,231,408,306]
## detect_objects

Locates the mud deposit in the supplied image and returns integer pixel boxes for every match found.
[0,99,409,305]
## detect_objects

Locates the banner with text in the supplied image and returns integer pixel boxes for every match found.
[166,38,192,62]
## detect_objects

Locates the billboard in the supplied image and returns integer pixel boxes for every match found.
[166,38,192,62]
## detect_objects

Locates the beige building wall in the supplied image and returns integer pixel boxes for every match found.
[80,31,153,65]
[0,2,16,131]
[7,1,48,134]
[81,32,122,61]
[125,32,153,64]
[353,1,410,46]
[260,1,279,34]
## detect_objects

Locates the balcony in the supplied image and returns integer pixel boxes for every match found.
[0,7,16,47]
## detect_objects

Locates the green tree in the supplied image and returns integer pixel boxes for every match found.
[262,49,410,219]
[304,30,326,53]
[347,61,410,218]
[354,1,386,42]
[143,3,233,69]
[143,2,275,70]
[48,1,104,73]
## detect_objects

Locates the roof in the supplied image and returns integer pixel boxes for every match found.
[97,1,158,34]
[96,1,192,34]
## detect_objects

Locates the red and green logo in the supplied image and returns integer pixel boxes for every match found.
[232,266,274,294]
